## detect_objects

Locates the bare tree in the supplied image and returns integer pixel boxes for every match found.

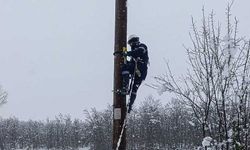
[151,4,250,150]
[83,106,112,150]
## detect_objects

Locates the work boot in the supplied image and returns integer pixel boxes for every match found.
[120,87,129,95]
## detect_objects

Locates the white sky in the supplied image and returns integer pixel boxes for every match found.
[0,0,250,120]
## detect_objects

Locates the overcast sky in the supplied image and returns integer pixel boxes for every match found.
[0,0,250,120]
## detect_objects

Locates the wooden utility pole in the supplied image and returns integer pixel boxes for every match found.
[113,0,127,149]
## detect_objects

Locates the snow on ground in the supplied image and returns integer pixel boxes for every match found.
[16,148,89,150]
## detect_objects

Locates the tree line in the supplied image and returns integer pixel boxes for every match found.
[0,97,203,150]
[1,89,249,150]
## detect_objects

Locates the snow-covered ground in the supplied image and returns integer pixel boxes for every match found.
[16,148,89,150]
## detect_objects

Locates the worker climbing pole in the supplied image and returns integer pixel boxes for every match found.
[113,0,149,149]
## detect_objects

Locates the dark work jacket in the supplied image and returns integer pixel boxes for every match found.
[127,43,149,81]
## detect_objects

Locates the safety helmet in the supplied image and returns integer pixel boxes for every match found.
[128,34,139,45]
